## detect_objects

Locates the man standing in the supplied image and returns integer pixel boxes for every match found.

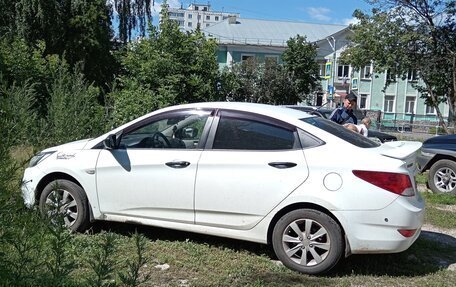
[330,91,358,125]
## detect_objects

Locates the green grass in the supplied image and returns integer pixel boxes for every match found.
[416,172,428,185]
[3,147,455,287]
[422,192,456,205]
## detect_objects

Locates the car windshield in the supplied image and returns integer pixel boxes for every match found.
[301,117,380,148]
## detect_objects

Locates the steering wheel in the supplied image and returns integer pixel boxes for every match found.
[152,132,171,148]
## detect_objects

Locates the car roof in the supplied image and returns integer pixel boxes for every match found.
[100,102,314,139]
[159,102,314,121]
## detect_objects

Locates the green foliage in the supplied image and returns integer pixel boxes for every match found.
[8,0,117,90]
[113,0,153,44]
[220,58,298,104]
[45,63,106,145]
[0,78,38,147]
[283,35,321,96]
[219,35,320,104]
[342,0,456,132]
[85,232,118,287]
[43,191,77,286]
[108,78,166,126]
[110,3,220,121]
[118,231,150,287]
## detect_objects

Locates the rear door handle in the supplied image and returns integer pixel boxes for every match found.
[268,162,297,169]
[165,161,190,168]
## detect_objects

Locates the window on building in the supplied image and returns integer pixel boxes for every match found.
[206,23,210,27]
[195,6,199,10]
[359,94,368,109]
[319,63,325,76]
[188,22,192,27]
[337,65,350,78]
[241,54,255,62]
[405,96,415,114]
[384,95,395,113]
[386,69,396,81]
[361,65,372,79]
[206,15,210,20]
[203,7,208,11]
[188,14,192,19]
[426,105,436,114]
[198,15,201,20]
[215,16,219,21]
[408,69,418,81]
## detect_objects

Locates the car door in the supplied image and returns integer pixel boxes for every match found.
[96,109,213,223]
[194,110,309,230]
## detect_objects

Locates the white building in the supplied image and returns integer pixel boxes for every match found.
[166,3,240,30]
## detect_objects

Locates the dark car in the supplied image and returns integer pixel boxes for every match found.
[417,134,456,194]
[286,106,397,143]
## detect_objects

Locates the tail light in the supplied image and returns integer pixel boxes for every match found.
[352,170,414,196]
[398,229,417,237]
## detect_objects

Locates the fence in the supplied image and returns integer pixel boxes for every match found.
[361,110,453,135]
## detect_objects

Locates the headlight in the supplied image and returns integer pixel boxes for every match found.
[29,151,56,167]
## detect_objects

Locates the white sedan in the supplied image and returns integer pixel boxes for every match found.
[22,102,424,274]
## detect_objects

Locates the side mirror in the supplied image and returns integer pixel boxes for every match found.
[103,134,118,150]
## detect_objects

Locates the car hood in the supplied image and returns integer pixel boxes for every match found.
[423,134,456,151]
[377,141,422,174]
[42,138,92,153]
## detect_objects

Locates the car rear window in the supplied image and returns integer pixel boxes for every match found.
[301,117,380,148]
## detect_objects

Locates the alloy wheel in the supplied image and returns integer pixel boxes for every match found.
[434,167,456,193]
[282,218,331,267]
[45,189,78,227]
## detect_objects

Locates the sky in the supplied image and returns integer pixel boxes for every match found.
[152,0,374,26]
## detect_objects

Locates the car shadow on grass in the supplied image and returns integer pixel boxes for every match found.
[331,231,456,276]
[90,221,456,277]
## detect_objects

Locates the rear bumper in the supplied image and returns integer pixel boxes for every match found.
[334,194,425,254]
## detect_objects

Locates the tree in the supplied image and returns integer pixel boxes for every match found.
[282,35,321,98]
[219,35,320,104]
[114,0,154,44]
[341,0,456,133]
[110,3,220,124]
[9,0,117,90]
[219,58,298,104]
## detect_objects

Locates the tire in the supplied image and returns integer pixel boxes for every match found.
[39,179,90,232]
[428,159,456,194]
[272,209,343,275]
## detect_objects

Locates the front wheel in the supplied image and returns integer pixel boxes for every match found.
[428,159,456,194]
[272,209,343,275]
[39,179,90,232]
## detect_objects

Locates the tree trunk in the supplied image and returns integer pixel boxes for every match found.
[449,55,456,134]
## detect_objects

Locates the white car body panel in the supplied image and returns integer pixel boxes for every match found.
[96,149,203,223]
[195,149,308,229]
[21,102,425,257]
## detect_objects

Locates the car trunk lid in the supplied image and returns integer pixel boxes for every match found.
[377,141,422,175]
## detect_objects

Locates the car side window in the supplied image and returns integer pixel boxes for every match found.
[120,111,210,149]
[212,116,295,150]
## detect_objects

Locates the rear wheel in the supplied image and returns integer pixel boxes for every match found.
[428,159,456,194]
[39,179,90,232]
[272,209,343,275]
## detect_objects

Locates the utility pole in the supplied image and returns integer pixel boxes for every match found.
[326,36,336,108]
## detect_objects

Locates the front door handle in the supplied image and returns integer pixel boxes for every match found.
[165,161,190,168]
[268,162,297,169]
